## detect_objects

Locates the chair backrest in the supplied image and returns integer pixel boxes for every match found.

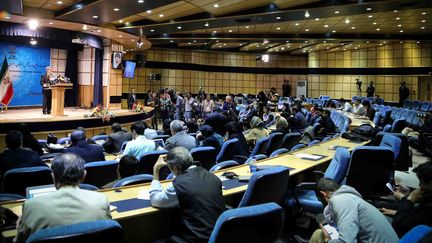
[138,150,168,174]
[119,141,128,153]
[399,225,432,243]
[249,137,270,157]
[40,153,63,161]
[1,166,53,196]
[322,136,332,142]
[209,160,239,172]
[214,138,238,163]
[373,111,381,127]
[391,118,406,133]
[269,148,289,158]
[153,134,170,141]
[208,202,284,243]
[56,137,70,145]
[26,220,124,243]
[403,100,411,109]
[383,124,392,132]
[323,148,351,184]
[190,146,217,170]
[238,166,290,207]
[290,143,306,152]
[379,134,402,160]
[112,174,153,188]
[245,154,268,164]
[346,146,394,198]
[375,132,411,171]
[282,133,301,150]
[0,193,25,202]
[91,135,108,143]
[265,132,284,156]
[308,140,320,146]
[79,183,100,191]
[83,160,118,188]
[411,100,421,111]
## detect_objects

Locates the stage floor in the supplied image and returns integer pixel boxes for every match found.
[0,107,150,123]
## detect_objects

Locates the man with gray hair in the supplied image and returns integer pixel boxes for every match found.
[150,147,225,242]
[164,120,197,151]
[15,153,111,243]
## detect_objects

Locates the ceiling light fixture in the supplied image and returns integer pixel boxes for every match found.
[276,27,281,30]
[92,15,99,19]
[422,12,426,15]
[28,19,39,30]
[177,26,182,29]
[345,19,350,24]
[146,10,152,14]
[245,26,249,29]
[213,30,217,33]
[324,25,328,28]
[421,26,426,30]
[351,26,356,29]
[368,15,373,18]
[97,29,101,32]
[118,34,122,37]
[305,29,309,32]
[113,8,119,11]
[150,29,154,32]
[119,20,123,23]
[276,16,281,20]
[373,22,377,25]
[305,10,310,18]
[393,10,398,12]
[204,23,209,27]
[376,28,380,31]
[82,24,88,30]
[397,24,402,27]
[295,23,299,26]
[286,40,290,43]
[366,7,372,11]
[422,20,426,22]
[213,4,219,8]
[228,29,232,32]
[315,18,320,21]
[57,1,63,4]
[400,30,404,32]
[30,38,37,45]
[332,30,336,33]
[170,40,174,43]
[138,0,144,3]
[159,14,164,17]
[396,17,400,20]
[48,22,53,25]
[334,11,340,14]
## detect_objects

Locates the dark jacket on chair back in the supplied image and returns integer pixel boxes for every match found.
[173,167,225,242]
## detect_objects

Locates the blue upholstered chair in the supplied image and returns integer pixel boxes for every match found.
[1,166,53,196]
[166,173,175,180]
[40,153,63,161]
[83,160,118,188]
[112,174,153,188]
[379,134,402,161]
[269,148,289,158]
[210,160,239,172]
[290,143,306,152]
[138,150,168,174]
[411,100,421,111]
[345,146,394,198]
[26,220,124,243]
[38,139,47,147]
[216,138,239,163]
[282,133,301,150]
[375,132,411,171]
[244,154,268,164]
[57,137,70,145]
[308,140,320,146]
[91,135,108,143]
[79,184,99,191]
[208,202,284,243]
[403,100,411,109]
[420,101,431,112]
[390,118,406,133]
[322,136,332,142]
[399,225,432,243]
[265,132,284,157]
[190,146,217,170]
[373,111,382,128]
[119,141,128,153]
[0,193,25,202]
[249,137,270,157]
[238,166,290,207]
[289,148,350,214]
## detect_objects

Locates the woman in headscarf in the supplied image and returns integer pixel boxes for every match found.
[225,121,249,163]
[244,116,270,143]
[196,125,221,154]
[272,117,290,135]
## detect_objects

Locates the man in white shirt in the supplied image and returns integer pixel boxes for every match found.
[352,98,366,116]
[184,92,195,122]
[123,122,155,160]
[338,99,353,113]
[175,91,184,120]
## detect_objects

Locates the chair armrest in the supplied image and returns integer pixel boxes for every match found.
[295,182,317,191]
[312,170,325,179]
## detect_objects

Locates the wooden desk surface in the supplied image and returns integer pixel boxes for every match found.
[337,110,375,129]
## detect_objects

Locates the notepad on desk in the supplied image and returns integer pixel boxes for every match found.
[137,189,150,200]
[295,153,323,161]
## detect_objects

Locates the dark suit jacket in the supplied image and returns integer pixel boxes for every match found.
[40,75,51,91]
[127,93,136,109]
[64,142,105,163]
[103,130,132,153]
[0,148,46,179]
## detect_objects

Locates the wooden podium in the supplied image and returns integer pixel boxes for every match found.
[48,83,73,116]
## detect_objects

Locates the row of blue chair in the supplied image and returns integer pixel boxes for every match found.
[403,100,432,112]
[330,110,350,134]
[352,96,384,105]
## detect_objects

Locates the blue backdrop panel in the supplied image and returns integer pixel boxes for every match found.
[0,42,50,106]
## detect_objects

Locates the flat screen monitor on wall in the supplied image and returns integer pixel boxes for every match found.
[123,60,136,78]
[112,51,123,69]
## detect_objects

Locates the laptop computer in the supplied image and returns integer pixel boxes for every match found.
[26,184,56,199]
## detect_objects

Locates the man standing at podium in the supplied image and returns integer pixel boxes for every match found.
[40,66,53,114]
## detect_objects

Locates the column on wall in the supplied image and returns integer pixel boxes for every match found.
[77,46,95,107]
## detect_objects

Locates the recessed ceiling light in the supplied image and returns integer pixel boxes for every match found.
[399,30,404,32]
[397,24,402,27]
[213,4,219,8]
[28,19,39,30]
[177,26,182,29]
[315,18,320,21]
[323,24,329,28]
[48,22,53,25]
[400,41,403,43]
[138,0,144,3]
[82,24,88,30]
[228,29,232,32]
[92,15,99,19]
[204,23,209,27]
[276,16,281,20]
[379,43,383,46]
[30,38,37,45]
[422,20,426,22]
[150,29,154,32]
[276,27,281,30]
[422,12,426,15]
[188,42,191,45]
[366,7,372,11]
[245,26,249,28]
[286,40,290,43]
[366,40,370,43]
[396,17,400,20]
[5,16,10,19]
[326,47,330,50]
[97,29,101,32]
[118,35,122,37]
[170,40,174,43]
[281,47,285,50]
[343,49,346,51]
[334,11,340,14]
[119,20,123,23]
[223,43,226,46]
[351,26,356,29]
[421,26,426,30]
[113,8,119,11]
[417,41,421,43]
[305,29,309,32]
[345,19,350,24]
[131,39,134,42]
[332,30,336,33]
[373,22,377,25]
[323,40,326,43]
[393,10,398,12]
[159,14,164,17]
[213,30,217,33]
[125,22,129,25]
[193,40,197,42]
[376,28,380,31]
[305,40,309,43]
[368,15,373,18]
[295,23,299,26]
[304,10,310,18]
[57,1,63,4]
[216,40,219,42]
[146,10,152,14]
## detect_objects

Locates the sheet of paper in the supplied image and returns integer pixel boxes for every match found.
[109,205,117,212]
[217,176,229,182]
[137,189,150,200]
[295,153,322,160]
[323,224,340,240]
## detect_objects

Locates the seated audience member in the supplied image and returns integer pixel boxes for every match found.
[352,98,366,116]
[15,153,111,243]
[185,120,199,134]
[143,122,158,140]
[64,130,105,163]
[196,125,221,154]
[75,127,96,144]
[380,161,432,237]
[309,178,399,243]
[123,122,156,160]
[288,105,308,132]
[222,95,236,112]
[102,155,138,189]
[165,120,197,151]
[272,117,290,135]
[161,119,173,136]
[225,121,250,160]
[362,100,376,121]
[103,123,132,154]
[16,124,43,155]
[311,104,320,115]
[314,109,336,137]
[150,147,225,242]
[244,116,270,143]
[0,130,46,178]
[204,112,228,136]
[262,106,275,127]
[239,103,257,123]
[339,98,353,113]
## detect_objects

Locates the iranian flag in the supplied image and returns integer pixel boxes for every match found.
[0,57,13,106]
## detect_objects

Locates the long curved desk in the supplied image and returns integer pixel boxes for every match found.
[1,137,369,242]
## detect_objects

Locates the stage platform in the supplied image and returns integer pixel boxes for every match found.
[0,107,154,149]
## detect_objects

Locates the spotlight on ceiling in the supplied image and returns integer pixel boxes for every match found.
[30,38,37,45]
[28,19,39,30]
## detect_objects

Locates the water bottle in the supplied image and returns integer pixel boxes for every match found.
[249,158,257,173]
